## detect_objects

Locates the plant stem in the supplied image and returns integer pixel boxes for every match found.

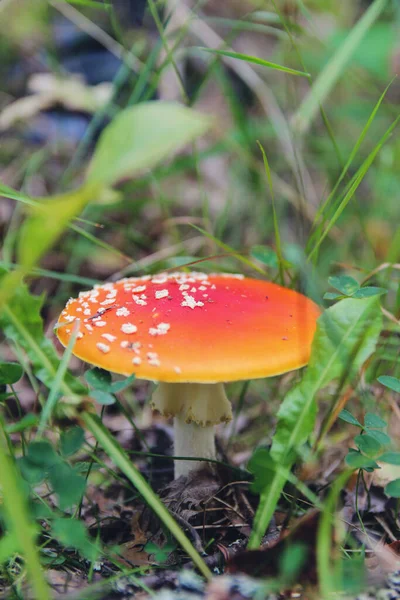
[82,412,212,580]
[0,423,51,600]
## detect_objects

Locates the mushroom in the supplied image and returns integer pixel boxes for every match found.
[56,271,320,478]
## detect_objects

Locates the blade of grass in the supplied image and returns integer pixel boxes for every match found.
[198,47,310,77]
[0,261,100,286]
[307,114,400,262]
[37,322,81,438]
[82,412,212,580]
[188,224,266,275]
[307,80,394,253]
[291,0,388,134]
[0,421,51,600]
[317,470,351,598]
[2,304,76,398]
[257,141,284,284]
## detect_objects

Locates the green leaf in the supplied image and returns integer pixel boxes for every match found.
[378,376,400,393]
[52,518,98,561]
[5,414,38,434]
[328,275,359,296]
[85,368,112,391]
[60,427,85,457]
[27,441,59,468]
[352,287,387,299]
[354,434,382,457]
[82,412,212,580]
[364,429,390,446]
[248,296,382,548]
[250,246,278,268]
[0,274,86,395]
[323,292,343,301]
[385,479,400,498]
[145,539,176,564]
[247,448,276,493]
[90,390,116,405]
[17,186,96,271]
[271,297,382,460]
[292,0,389,134]
[109,374,136,393]
[87,102,211,187]
[379,452,400,465]
[0,532,20,564]
[199,47,310,77]
[48,463,86,509]
[279,543,308,582]
[345,450,379,470]
[364,413,387,429]
[0,362,23,385]
[18,457,46,485]
[338,409,362,427]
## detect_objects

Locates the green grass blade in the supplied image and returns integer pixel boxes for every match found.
[37,324,81,437]
[317,470,351,597]
[307,114,400,262]
[188,224,266,275]
[248,297,382,548]
[257,141,284,284]
[82,412,212,580]
[0,422,51,599]
[292,0,388,134]
[199,47,310,77]
[308,80,394,246]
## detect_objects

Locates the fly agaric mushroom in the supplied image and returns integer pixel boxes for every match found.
[56,272,320,478]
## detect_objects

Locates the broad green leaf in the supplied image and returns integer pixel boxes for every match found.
[85,368,112,391]
[279,543,308,582]
[199,47,310,77]
[338,409,362,427]
[87,102,211,187]
[48,463,86,509]
[354,434,382,457]
[17,185,96,271]
[328,275,359,296]
[248,296,382,548]
[364,413,387,429]
[60,427,85,457]
[0,273,86,395]
[385,479,400,498]
[90,390,116,405]
[52,518,98,561]
[0,532,20,564]
[352,287,387,299]
[345,450,379,470]
[27,441,59,468]
[271,297,382,461]
[18,457,46,485]
[250,245,278,268]
[247,448,276,493]
[378,376,400,393]
[379,452,400,465]
[365,429,390,446]
[109,374,136,393]
[323,292,343,301]
[0,362,23,385]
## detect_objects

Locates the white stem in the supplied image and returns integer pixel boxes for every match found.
[151,382,233,478]
[174,415,216,478]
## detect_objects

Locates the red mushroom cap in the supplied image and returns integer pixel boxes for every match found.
[56,272,321,383]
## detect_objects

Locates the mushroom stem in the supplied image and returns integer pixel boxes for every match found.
[151,382,233,478]
[174,415,216,478]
